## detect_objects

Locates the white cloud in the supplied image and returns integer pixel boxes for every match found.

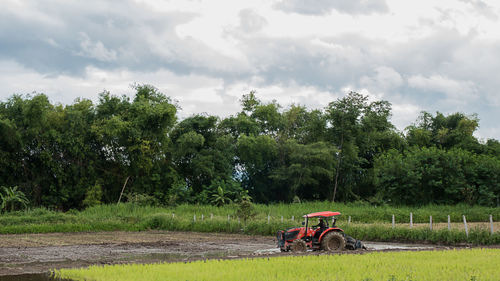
[76,33,118,62]
[407,75,478,105]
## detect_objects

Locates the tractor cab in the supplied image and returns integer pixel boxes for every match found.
[277,211,345,252]
[304,211,340,244]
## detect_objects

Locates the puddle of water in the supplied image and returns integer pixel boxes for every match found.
[253,248,281,254]
[0,273,73,281]
[364,242,434,251]
[253,242,434,254]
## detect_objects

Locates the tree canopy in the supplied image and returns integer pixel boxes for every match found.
[0,86,499,209]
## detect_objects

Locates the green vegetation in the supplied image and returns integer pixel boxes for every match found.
[1,86,499,211]
[0,186,29,212]
[55,249,500,281]
[1,203,498,244]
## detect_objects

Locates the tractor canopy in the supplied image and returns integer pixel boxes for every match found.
[303,211,341,218]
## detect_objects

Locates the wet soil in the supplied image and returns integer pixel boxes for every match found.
[0,230,494,277]
[0,231,274,276]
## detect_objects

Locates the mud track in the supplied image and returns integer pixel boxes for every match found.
[0,230,484,276]
[0,231,275,276]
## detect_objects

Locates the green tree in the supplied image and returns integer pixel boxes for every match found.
[210,186,232,207]
[235,200,257,225]
[0,186,29,212]
[82,183,103,208]
[326,92,367,202]
[270,140,336,201]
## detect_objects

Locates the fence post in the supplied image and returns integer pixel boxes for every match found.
[463,215,469,237]
[172,213,175,219]
[193,215,196,222]
[447,215,451,231]
[201,214,204,221]
[429,215,432,231]
[392,214,395,229]
[267,215,270,224]
[291,216,294,221]
[348,216,351,224]
[490,215,494,235]
[410,212,413,228]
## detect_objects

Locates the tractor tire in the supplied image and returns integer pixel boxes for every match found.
[321,232,345,251]
[290,239,307,252]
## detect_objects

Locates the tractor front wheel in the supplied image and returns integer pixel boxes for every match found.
[290,239,307,252]
[321,232,345,251]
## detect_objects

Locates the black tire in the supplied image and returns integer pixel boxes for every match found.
[290,239,307,252]
[320,232,345,251]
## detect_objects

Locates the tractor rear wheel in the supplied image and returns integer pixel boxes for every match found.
[290,239,307,252]
[321,232,345,251]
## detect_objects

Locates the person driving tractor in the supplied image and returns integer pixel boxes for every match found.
[313,218,326,229]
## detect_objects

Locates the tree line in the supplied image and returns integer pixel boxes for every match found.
[0,85,499,210]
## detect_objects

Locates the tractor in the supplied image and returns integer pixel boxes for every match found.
[276,211,345,252]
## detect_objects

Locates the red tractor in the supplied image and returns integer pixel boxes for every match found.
[276,211,345,252]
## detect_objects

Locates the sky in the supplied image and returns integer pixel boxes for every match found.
[1,0,500,140]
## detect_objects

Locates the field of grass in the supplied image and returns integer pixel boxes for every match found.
[0,202,498,245]
[54,249,500,281]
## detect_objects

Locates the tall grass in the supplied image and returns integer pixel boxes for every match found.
[1,202,498,245]
[55,249,500,281]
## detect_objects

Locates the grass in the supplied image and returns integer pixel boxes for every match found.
[0,202,498,245]
[54,248,500,281]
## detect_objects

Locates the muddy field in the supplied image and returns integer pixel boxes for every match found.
[0,230,478,277]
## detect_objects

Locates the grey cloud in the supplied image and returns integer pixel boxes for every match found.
[459,0,498,20]
[274,0,389,15]
[0,0,244,77]
[239,9,267,33]
[2,1,500,139]
[228,27,500,137]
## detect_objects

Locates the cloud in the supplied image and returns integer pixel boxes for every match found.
[407,75,477,105]
[459,0,499,20]
[1,0,500,140]
[359,66,403,92]
[274,0,389,15]
[76,33,118,62]
[0,0,244,77]
[238,9,268,33]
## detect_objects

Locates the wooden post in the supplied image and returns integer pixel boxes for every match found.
[490,215,494,234]
[463,215,469,237]
[429,215,432,231]
[267,215,270,224]
[193,215,196,222]
[392,214,395,229]
[410,212,413,228]
[117,176,130,204]
[447,215,451,231]
[348,216,351,224]
[291,216,294,221]
[172,213,175,219]
[201,214,204,221]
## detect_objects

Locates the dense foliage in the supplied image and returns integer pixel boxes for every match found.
[55,249,500,281]
[1,86,499,209]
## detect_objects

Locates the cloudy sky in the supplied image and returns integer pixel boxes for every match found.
[1,0,500,140]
